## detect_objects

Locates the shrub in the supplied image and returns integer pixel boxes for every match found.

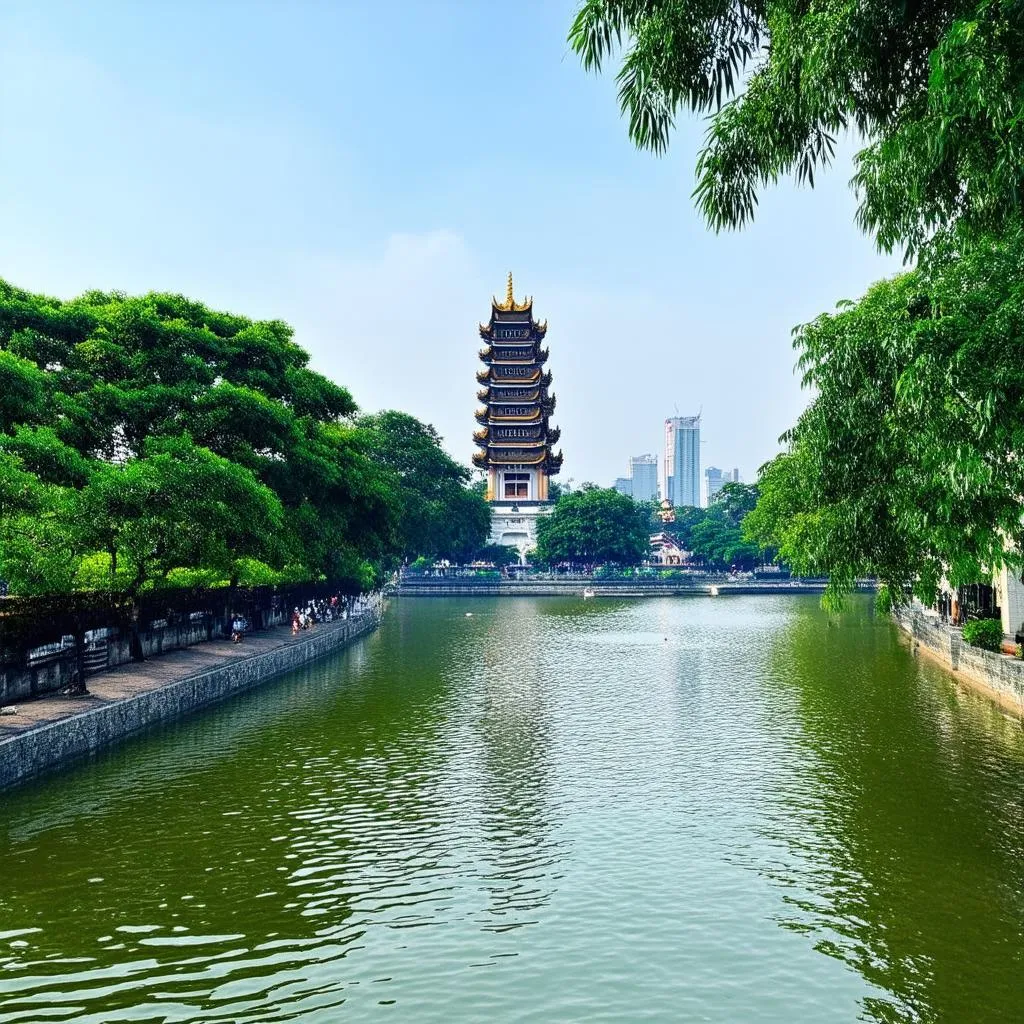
[961,618,1004,652]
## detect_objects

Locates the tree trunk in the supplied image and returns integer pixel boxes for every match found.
[65,628,89,696]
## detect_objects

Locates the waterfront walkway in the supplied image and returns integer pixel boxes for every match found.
[0,615,377,789]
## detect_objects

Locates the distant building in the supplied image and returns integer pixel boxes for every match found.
[703,466,740,506]
[649,532,688,566]
[663,415,701,507]
[629,454,658,502]
[473,274,562,555]
[614,477,632,497]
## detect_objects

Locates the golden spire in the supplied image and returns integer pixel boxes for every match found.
[492,271,532,312]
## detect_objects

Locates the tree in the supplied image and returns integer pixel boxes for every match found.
[689,507,762,571]
[569,0,1024,252]
[743,225,1024,609]
[536,488,650,565]
[0,279,405,591]
[474,543,521,569]
[713,481,758,523]
[357,411,490,561]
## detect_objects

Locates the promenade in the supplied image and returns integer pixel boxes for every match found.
[0,613,379,789]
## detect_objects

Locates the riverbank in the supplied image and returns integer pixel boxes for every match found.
[393,577,872,598]
[0,610,381,791]
[394,577,870,598]
[894,604,1024,717]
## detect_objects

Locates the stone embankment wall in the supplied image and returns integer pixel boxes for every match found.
[0,611,379,791]
[894,606,1024,715]
[0,617,252,706]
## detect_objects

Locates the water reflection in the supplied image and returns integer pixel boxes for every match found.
[760,599,1024,1023]
[1,596,1022,1022]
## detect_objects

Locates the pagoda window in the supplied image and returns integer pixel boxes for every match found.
[503,473,530,498]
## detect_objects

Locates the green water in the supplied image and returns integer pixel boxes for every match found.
[1,596,1023,1023]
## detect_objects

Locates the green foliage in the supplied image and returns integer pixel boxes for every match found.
[744,225,1024,611]
[536,488,650,565]
[689,508,762,571]
[961,618,1004,652]
[0,279,477,598]
[474,543,520,568]
[569,0,1024,253]
[358,411,490,562]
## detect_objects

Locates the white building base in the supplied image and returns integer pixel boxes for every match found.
[994,565,1024,637]
[488,501,554,562]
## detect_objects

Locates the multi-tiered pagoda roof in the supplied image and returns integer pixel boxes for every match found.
[473,273,563,475]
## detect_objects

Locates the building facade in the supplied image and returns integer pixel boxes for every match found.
[703,466,740,506]
[473,274,562,555]
[663,415,701,507]
[614,477,632,497]
[629,454,658,502]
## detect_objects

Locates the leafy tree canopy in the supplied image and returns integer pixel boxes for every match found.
[569,0,1024,252]
[0,280,478,598]
[743,225,1024,609]
[536,488,651,565]
[357,411,490,562]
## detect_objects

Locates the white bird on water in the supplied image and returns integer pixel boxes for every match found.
[465,612,473,617]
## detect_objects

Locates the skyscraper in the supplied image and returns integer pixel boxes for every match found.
[628,454,658,502]
[663,415,701,507]
[704,466,741,506]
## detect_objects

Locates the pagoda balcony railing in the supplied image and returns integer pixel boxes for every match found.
[489,356,539,366]
[489,389,540,402]
[492,429,544,441]
[491,369,540,382]
[486,409,542,423]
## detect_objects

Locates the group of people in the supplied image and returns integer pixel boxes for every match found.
[291,596,344,635]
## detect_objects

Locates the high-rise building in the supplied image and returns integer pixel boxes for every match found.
[663,415,701,507]
[473,274,562,553]
[704,466,742,506]
[614,477,632,497]
[628,454,658,502]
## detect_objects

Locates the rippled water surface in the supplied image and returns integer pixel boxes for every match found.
[2,595,1024,1022]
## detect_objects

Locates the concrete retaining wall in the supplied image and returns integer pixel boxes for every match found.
[895,606,1024,715]
[0,611,380,791]
[0,618,235,706]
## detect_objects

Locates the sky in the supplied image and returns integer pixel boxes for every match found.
[0,1,903,487]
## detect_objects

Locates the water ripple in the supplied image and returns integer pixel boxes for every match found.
[2,596,1023,1022]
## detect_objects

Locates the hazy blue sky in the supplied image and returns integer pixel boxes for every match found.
[0,1,901,485]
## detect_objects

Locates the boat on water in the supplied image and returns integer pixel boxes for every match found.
[583,588,595,599]
[709,585,719,596]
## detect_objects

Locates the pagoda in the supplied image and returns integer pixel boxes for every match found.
[473,273,562,552]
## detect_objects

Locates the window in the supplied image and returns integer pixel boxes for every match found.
[504,473,530,498]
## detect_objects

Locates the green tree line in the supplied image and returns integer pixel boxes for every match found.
[534,482,763,570]
[0,280,489,600]
[572,1,1024,608]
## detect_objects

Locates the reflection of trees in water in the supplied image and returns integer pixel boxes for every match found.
[759,598,1024,1024]
[471,600,565,932]
[0,602,471,1021]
